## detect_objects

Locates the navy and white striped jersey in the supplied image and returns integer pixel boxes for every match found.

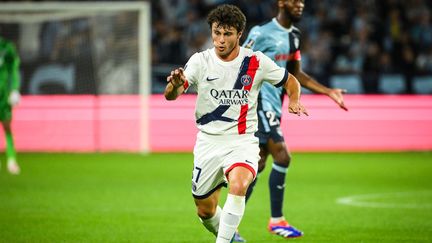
[183,47,288,135]
[243,18,302,117]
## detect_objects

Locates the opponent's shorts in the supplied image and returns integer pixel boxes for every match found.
[255,110,284,145]
[191,131,260,199]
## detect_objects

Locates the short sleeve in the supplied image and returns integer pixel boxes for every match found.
[183,52,202,89]
[258,52,288,88]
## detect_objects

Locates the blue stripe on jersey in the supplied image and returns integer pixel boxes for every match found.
[195,105,233,125]
[233,56,251,89]
[196,56,252,125]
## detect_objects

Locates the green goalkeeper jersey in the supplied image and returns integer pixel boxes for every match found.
[0,37,20,103]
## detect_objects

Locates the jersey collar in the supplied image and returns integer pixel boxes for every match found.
[272,18,294,33]
[211,47,245,67]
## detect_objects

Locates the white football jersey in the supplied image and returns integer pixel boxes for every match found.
[183,47,288,135]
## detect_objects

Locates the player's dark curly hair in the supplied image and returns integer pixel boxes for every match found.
[207,4,246,33]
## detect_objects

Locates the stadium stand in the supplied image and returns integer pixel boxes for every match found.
[149,0,432,94]
[0,0,431,94]
[378,74,407,94]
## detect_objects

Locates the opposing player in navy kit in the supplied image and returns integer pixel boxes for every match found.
[164,4,308,243]
[234,0,348,241]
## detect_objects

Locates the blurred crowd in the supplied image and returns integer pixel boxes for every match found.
[1,0,431,94]
[151,0,432,93]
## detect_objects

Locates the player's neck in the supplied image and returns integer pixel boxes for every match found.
[276,14,293,29]
[216,45,240,62]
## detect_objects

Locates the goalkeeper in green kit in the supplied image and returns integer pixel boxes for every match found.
[0,36,21,175]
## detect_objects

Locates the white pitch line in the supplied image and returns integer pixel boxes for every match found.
[336,191,432,209]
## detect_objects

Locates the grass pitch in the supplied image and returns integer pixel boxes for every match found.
[0,152,431,242]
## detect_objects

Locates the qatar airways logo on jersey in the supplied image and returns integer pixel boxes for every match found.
[210,89,250,105]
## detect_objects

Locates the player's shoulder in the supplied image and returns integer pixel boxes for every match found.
[242,47,259,56]
[248,19,278,37]
[188,48,212,63]
[244,20,277,49]
[242,47,270,62]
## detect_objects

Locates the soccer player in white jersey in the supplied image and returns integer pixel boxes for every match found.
[233,0,348,241]
[164,4,308,243]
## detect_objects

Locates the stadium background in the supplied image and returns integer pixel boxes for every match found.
[0,0,431,152]
[0,1,431,243]
[2,0,430,95]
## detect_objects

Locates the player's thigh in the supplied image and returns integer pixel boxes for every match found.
[192,136,228,199]
[257,145,269,172]
[267,138,291,165]
[223,135,260,183]
[0,103,11,122]
[225,166,255,196]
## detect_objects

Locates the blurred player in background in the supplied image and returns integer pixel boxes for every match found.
[0,36,21,175]
[164,4,308,243]
[234,0,348,241]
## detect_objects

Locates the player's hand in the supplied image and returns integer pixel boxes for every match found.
[288,101,308,116]
[167,68,186,88]
[8,90,21,106]
[328,88,348,111]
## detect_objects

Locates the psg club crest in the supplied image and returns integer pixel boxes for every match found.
[241,74,252,86]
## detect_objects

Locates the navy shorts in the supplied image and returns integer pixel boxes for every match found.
[255,110,284,145]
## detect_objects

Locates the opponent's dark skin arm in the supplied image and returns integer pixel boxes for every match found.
[291,60,348,111]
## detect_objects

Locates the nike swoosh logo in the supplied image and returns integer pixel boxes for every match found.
[206,77,218,81]
[276,184,285,190]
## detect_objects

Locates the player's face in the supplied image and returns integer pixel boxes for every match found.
[281,0,305,23]
[211,23,242,61]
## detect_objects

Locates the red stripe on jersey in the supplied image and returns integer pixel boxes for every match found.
[225,162,257,181]
[238,55,259,134]
[183,80,189,90]
[293,50,301,61]
[275,50,302,61]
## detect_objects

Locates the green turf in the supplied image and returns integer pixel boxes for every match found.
[0,152,431,242]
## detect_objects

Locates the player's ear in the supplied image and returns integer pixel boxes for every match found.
[238,31,243,40]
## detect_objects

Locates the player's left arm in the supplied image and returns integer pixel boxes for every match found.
[292,60,348,111]
[283,72,308,116]
[260,52,307,116]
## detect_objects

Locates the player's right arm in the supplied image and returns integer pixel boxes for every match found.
[164,68,186,100]
[165,53,201,101]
